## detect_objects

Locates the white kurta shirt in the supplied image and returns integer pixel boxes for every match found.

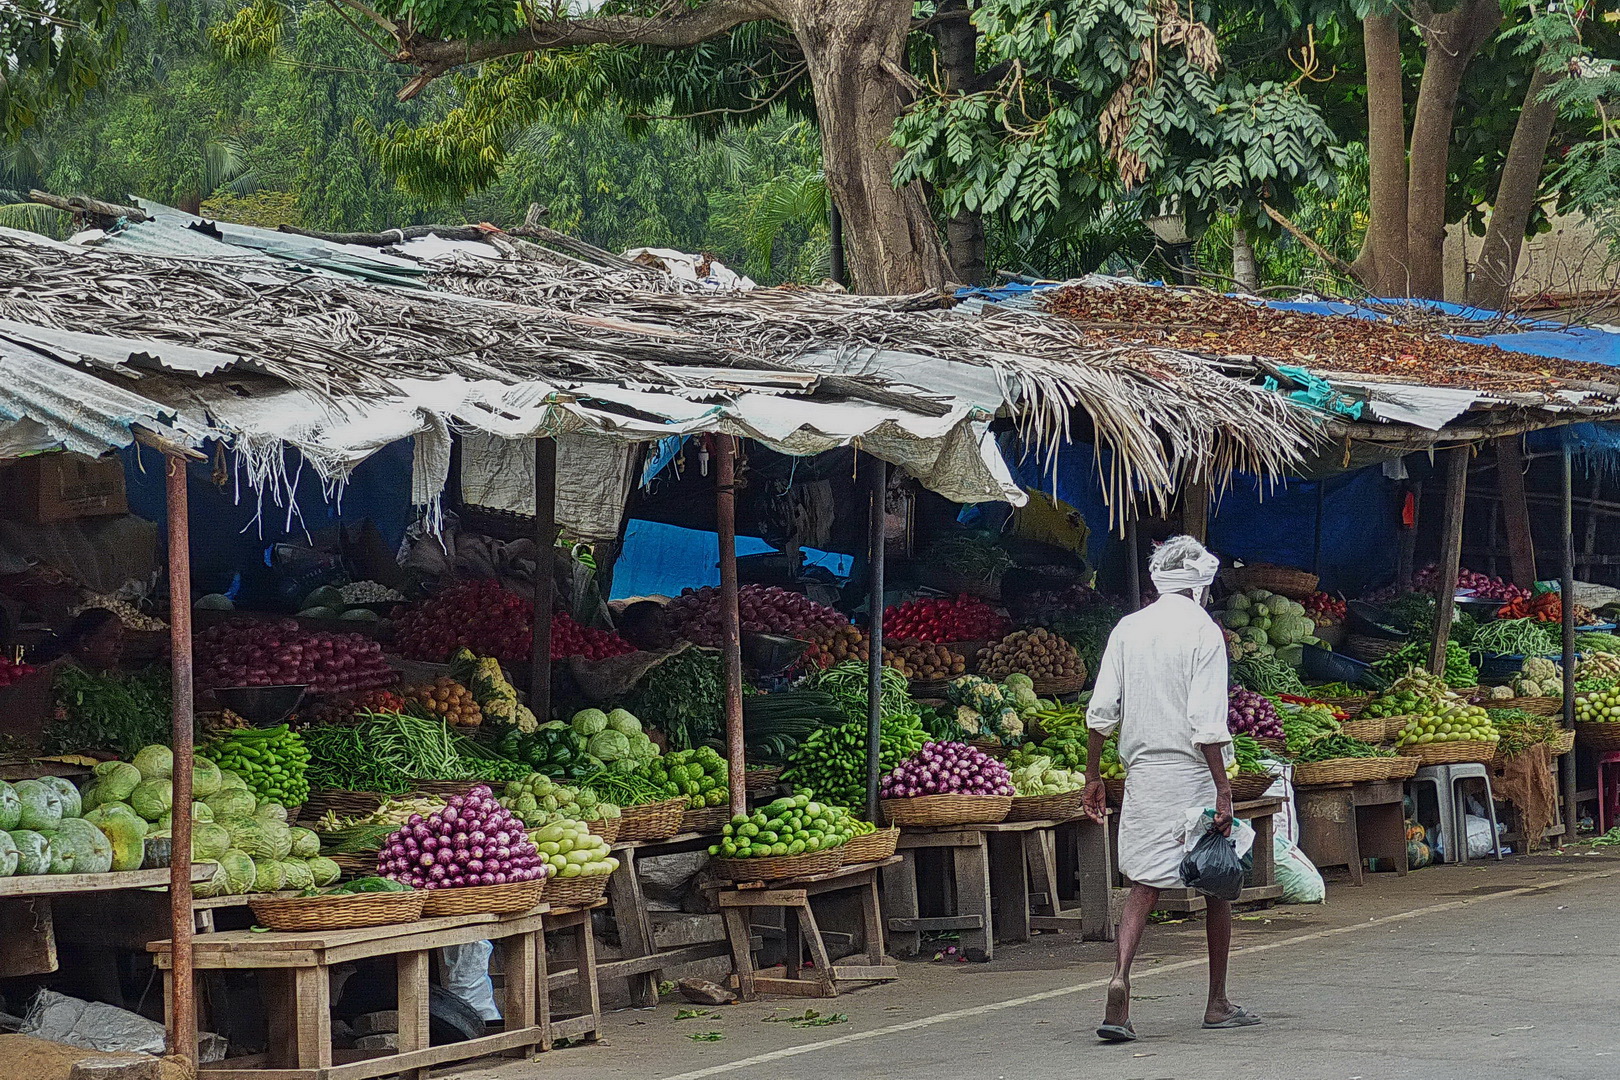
[1087,592,1232,887]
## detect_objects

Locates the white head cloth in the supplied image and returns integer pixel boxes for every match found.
[1148,535,1219,594]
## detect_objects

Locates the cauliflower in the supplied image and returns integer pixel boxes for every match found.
[946,675,991,707]
[992,706,1025,742]
[1521,657,1561,683]
[968,682,1006,713]
[955,705,984,736]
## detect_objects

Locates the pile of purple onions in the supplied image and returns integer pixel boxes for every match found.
[879,741,1015,798]
[379,785,549,889]
[1227,687,1284,739]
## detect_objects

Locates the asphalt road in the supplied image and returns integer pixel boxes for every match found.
[486,855,1620,1080]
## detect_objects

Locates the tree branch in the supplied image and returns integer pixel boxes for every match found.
[1261,202,1356,278]
[393,0,782,100]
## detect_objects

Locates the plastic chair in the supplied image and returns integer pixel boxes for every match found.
[1596,751,1620,833]
[1410,764,1504,863]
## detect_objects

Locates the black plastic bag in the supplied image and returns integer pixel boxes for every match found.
[1180,826,1244,900]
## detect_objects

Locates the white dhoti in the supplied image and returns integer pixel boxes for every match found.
[1118,760,1217,888]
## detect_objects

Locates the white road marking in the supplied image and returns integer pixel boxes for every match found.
[655,867,1619,1080]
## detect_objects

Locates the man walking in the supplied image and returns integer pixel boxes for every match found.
[1082,535,1260,1041]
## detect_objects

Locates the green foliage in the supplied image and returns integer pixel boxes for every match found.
[0,0,128,141]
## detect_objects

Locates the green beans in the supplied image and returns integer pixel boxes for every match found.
[304,711,524,794]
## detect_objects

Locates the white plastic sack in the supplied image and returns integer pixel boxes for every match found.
[441,941,501,1021]
[1465,814,1497,860]
[1175,807,1255,859]
[1274,835,1326,903]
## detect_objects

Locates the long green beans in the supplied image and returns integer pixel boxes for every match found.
[304,711,526,793]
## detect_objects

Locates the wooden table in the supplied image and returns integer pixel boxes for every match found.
[151,908,550,1080]
[541,902,605,1047]
[713,858,898,999]
[604,832,732,1007]
[1298,780,1408,886]
[1152,797,1284,913]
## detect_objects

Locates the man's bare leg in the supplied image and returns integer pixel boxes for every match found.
[1202,896,1254,1025]
[1104,884,1160,1028]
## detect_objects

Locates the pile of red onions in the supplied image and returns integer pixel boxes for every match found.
[0,656,36,687]
[879,741,1015,798]
[553,611,635,660]
[1413,565,1531,603]
[882,595,1011,642]
[395,580,533,662]
[1227,687,1284,739]
[668,584,847,646]
[195,620,396,695]
[379,786,547,889]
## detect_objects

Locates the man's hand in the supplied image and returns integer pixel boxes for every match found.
[1082,779,1107,824]
[1213,789,1233,836]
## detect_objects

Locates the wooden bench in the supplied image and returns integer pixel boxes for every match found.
[150,908,549,1080]
[713,858,899,999]
[603,832,733,1007]
[541,901,605,1047]
[1298,781,1408,885]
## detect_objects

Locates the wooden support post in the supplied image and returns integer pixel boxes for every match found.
[1181,479,1209,543]
[530,438,557,720]
[163,454,196,1069]
[1561,447,1579,843]
[1429,447,1470,677]
[1494,437,1537,586]
[866,455,887,823]
[714,436,747,816]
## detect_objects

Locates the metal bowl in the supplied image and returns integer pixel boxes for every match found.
[212,684,307,727]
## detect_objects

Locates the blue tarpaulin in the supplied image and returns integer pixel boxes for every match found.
[609,519,854,600]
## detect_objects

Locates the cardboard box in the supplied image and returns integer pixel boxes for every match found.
[1,454,128,524]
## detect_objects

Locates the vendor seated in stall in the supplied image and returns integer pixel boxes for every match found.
[36,608,125,674]
[616,600,676,652]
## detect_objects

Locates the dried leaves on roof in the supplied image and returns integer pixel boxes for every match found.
[1041,283,1618,397]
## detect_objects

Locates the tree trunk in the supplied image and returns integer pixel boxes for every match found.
[1468,59,1562,311]
[1404,0,1502,299]
[1231,223,1259,292]
[931,0,986,285]
[790,0,951,293]
[1353,11,1410,295]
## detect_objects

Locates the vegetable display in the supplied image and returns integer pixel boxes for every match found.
[882,595,1010,643]
[1577,633,1620,655]
[976,628,1084,681]
[1578,653,1620,683]
[742,690,846,764]
[1048,604,1124,683]
[497,724,592,778]
[1227,687,1284,739]
[1412,565,1530,603]
[405,676,483,728]
[808,661,914,722]
[550,611,636,661]
[1395,703,1498,748]
[1575,684,1620,723]
[314,796,448,864]
[1229,734,1273,775]
[72,593,167,631]
[1371,640,1477,689]
[638,747,729,807]
[569,707,658,771]
[1231,654,1307,696]
[380,785,546,888]
[882,640,968,681]
[394,580,533,662]
[924,534,1015,587]
[339,581,406,605]
[1218,590,1327,665]
[1488,709,1567,757]
[1497,593,1597,625]
[1280,705,1341,753]
[711,795,855,858]
[783,714,927,808]
[1008,755,1086,796]
[1509,656,1563,698]
[194,620,396,695]
[205,726,311,807]
[1302,592,1347,624]
[1471,618,1559,659]
[304,711,528,794]
[501,775,619,827]
[620,649,728,751]
[668,584,847,646]
[48,667,172,757]
[945,673,1038,743]
[529,819,619,878]
[1294,735,1397,762]
[879,742,1014,798]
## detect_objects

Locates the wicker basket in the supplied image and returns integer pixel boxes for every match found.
[409,780,485,799]
[1384,756,1420,780]
[1292,756,1402,786]
[839,828,900,864]
[1004,789,1086,823]
[880,794,1012,828]
[1031,673,1089,697]
[1228,772,1276,801]
[1509,696,1564,716]
[948,640,993,674]
[1226,564,1319,601]
[1104,778,1126,806]
[681,804,733,835]
[582,817,621,846]
[711,849,842,883]
[1345,635,1406,664]
[1254,737,1288,754]
[545,874,611,909]
[908,679,952,700]
[295,788,384,825]
[1492,729,1577,770]
[1398,740,1497,766]
[745,767,783,795]
[250,890,425,932]
[327,852,383,877]
[1342,714,1412,743]
[420,878,546,918]
[1576,722,1620,752]
[617,798,688,842]
[1313,696,1370,717]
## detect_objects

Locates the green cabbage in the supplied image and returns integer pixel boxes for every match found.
[203,787,256,823]
[307,856,341,887]
[279,859,314,890]
[288,827,320,858]
[218,769,249,792]
[191,860,228,898]
[52,818,112,873]
[14,780,63,831]
[252,858,286,891]
[133,744,174,781]
[158,802,215,830]
[191,755,223,799]
[253,820,293,861]
[571,708,609,737]
[225,820,261,852]
[192,822,232,860]
[587,729,632,761]
[254,803,288,826]
[0,781,19,831]
[130,779,173,822]
[218,849,257,894]
[606,708,642,735]
[93,760,143,802]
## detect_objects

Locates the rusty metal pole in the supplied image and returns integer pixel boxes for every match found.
[530,438,557,721]
[164,454,196,1067]
[1561,447,1579,844]
[714,436,747,816]
[865,456,887,823]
